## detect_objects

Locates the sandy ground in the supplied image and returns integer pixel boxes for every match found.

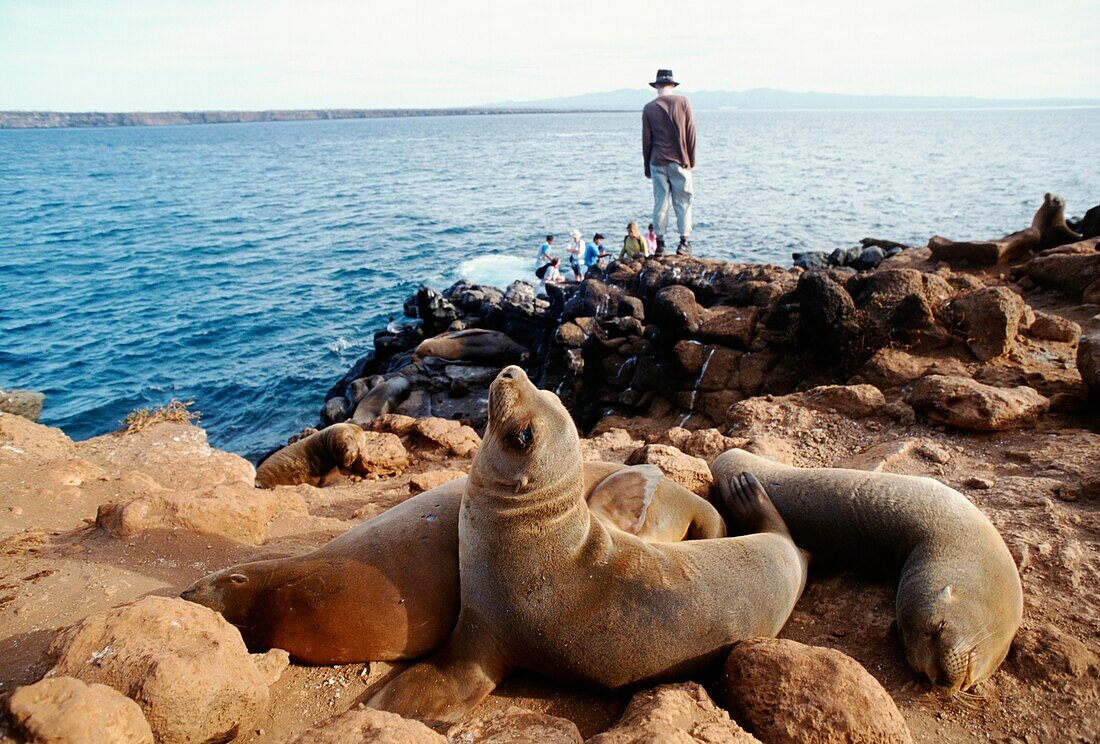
[1,289,1098,743]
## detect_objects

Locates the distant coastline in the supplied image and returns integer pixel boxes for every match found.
[0,108,606,130]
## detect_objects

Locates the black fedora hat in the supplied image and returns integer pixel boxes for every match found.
[649,69,679,88]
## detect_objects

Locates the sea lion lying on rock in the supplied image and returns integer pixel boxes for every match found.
[710,448,1022,692]
[414,329,530,365]
[368,366,807,723]
[182,460,724,664]
[255,423,367,488]
[350,375,411,427]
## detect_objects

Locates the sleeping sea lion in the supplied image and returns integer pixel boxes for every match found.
[255,423,367,488]
[710,448,1022,692]
[414,329,530,365]
[368,366,807,723]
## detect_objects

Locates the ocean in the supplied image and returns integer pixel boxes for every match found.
[2,109,1098,460]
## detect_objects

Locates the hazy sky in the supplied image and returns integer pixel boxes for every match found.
[2,0,1098,110]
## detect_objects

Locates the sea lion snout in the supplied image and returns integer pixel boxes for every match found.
[498,365,525,381]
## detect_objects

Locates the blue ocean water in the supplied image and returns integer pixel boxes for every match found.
[1,109,1098,459]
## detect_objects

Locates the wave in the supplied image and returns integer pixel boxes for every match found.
[457,254,534,290]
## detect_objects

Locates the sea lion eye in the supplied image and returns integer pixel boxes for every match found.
[932,619,946,637]
[506,424,534,450]
[229,573,249,585]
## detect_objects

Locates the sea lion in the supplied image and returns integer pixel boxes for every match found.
[414,329,530,366]
[368,366,806,723]
[710,448,1023,692]
[255,422,367,488]
[350,375,411,427]
[181,461,724,665]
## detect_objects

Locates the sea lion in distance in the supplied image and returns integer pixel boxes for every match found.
[181,461,725,664]
[350,375,411,427]
[414,329,530,366]
[368,366,807,723]
[711,448,1022,692]
[255,422,368,488]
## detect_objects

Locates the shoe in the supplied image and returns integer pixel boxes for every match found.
[654,237,666,257]
[676,237,691,256]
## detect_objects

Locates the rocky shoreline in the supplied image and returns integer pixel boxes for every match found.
[2,195,1099,742]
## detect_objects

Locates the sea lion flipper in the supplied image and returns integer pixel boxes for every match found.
[586,464,661,534]
[368,619,505,724]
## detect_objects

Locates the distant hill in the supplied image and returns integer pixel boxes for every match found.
[0,107,580,129]
[486,87,1100,111]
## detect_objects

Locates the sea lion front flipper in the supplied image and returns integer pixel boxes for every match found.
[367,616,507,725]
[587,464,661,534]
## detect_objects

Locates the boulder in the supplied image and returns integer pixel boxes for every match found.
[358,431,411,476]
[1014,238,1100,297]
[625,444,712,497]
[321,396,349,425]
[906,375,1049,431]
[697,306,759,349]
[1009,624,1100,683]
[718,638,912,744]
[1078,334,1100,398]
[796,271,857,362]
[5,676,154,744]
[289,706,446,743]
[589,682,760,743]
[851,245,886,271]
[0,388,45,422]
[652,285,702,338]
[556,321,588,348]
[409,469,466,493]
[412,417,481,457]
[48,596,288,744]
[657,427,743,461]
[801,384,886,419]
[1027,311,1080,344]
[947,286,1027,361]
[370,413,418,437]
[95,485,308,544]
[447,705,582,743]
[857,347,971,389]
[792,251,828,271]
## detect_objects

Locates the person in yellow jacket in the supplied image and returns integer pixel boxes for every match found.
[620,222,648,261]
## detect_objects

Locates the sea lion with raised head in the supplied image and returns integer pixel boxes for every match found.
[181,461,724,664]
[710,448,1022,692]
[368,366,807,723]
[255,422,368,488]
[414,329,530,366]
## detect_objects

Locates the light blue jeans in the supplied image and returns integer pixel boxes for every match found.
[651,161,693,239]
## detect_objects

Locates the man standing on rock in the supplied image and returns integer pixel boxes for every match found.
[643,68,696,257]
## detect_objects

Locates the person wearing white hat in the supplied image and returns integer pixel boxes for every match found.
[565,229,585,280]
[643,68,696,256]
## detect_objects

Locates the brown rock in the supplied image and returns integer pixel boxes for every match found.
[556,321,588,348]
[1009,624,1100,683]
[582,428,645,461]
[359,431,410,475]
[625,444,713,497]
[370,413,418,437]
[409,469,466,493]
[906,374,1049,431]
[94,485,308,544]
[697,306,759,349]
[802,384,886,419]
[719,638,912,744]
[657,427,743,461]
[48,596,288,744]
[1014,237,1100,297]
[448,705,582,743]
[589,682,759,743]
[0,388,45,422]
[289,706,446,743]
[674,340,707,377]
[698,347,742,392]
[1077,334,1100,397]
[652,285,702,338]
[1027,311,1080,344]
[412,417,481,457]
[947,286,1027,361]
[857,347,971,389]
[5,676,154,744]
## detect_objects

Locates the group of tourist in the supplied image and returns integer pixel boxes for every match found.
[532,68,696,296]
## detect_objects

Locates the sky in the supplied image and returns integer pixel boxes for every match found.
[1,0,1098,110]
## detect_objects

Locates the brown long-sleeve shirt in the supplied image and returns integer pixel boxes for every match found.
[642,95,696,178]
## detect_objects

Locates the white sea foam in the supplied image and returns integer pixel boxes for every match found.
[458,254,532,290]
